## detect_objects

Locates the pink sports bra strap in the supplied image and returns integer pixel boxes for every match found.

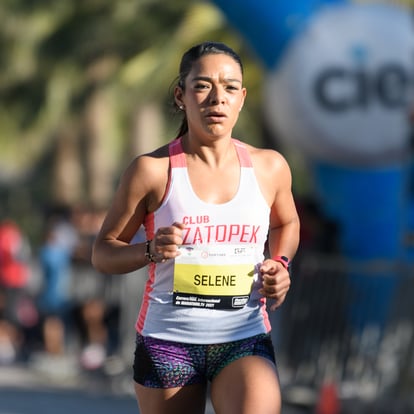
[232,138,252,168]
[169,137,252,168]
[169,138,186,168]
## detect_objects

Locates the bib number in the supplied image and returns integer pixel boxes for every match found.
[173,245,256,310]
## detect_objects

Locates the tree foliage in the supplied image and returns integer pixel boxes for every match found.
[0,0,265,240]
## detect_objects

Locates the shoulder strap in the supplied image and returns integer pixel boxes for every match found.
[169,137,252,168]
[168,137,186,168]
[232,138,253,168]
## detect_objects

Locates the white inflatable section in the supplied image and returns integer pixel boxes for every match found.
[265,3,414,165]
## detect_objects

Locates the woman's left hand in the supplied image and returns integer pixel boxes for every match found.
[258,259,291,311]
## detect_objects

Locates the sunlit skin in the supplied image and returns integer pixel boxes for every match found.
[175,54,246,142]
[92,51,300,414]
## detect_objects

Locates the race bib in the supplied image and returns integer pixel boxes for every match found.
[173,244,256,310]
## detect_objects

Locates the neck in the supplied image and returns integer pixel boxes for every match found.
[181,134,235,168]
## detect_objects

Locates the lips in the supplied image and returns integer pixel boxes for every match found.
[205,111,226,122]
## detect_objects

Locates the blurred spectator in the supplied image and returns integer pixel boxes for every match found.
[71,206,119,371]
[37,210,78,356]
[0,219,35,363]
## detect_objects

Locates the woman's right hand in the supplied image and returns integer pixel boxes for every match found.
[149,222,185,262]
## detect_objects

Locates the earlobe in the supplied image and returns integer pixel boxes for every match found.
[174,86,184,110]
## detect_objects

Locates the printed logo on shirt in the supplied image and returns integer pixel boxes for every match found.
[181,224,261,245]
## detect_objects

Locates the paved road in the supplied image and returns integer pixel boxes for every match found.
[0,386,306,414]
[0,387,137,414]
[0,365,308,414]
[0,364,136,414]
[0,365,219,414]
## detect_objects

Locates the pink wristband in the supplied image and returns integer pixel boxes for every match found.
[272,255,290,270]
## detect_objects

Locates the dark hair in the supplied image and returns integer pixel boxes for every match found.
[174,42,244,138]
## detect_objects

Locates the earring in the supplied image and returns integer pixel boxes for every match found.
[179,105,184,110]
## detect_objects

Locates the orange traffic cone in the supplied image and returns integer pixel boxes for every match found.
[315,381,341,414]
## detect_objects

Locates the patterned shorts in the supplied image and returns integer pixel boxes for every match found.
[133,332,276,388]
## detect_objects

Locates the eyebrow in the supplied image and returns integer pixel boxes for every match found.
[191,76,242,84]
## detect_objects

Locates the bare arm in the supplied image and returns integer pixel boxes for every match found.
[252,148,300,309]
[91,155,154,274]
[267,154,300,260]
[91,146,189,275]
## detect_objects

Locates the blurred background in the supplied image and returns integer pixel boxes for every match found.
[1,0,414,413]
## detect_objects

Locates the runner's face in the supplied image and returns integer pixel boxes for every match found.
[177,54,246,138]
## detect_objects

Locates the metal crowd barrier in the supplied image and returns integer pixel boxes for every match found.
[271,253,414,411]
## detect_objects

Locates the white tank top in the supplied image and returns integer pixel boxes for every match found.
[136,137,272,344]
